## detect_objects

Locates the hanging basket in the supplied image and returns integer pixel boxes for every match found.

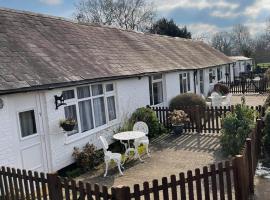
[61,123,75,132]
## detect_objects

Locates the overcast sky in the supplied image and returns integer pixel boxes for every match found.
[0,0,269,38]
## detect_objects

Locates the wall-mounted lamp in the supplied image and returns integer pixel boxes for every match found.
[54,95,67,110]
[0,98,3,109]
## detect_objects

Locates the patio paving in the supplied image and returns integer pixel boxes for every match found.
[231,94,267,106]
[76,132,224,188]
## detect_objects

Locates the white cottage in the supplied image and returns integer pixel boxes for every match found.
[0,8,234,173]
[229,56,254,80]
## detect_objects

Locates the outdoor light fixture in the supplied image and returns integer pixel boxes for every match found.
[0,98,3,109]
[54,95,66,110]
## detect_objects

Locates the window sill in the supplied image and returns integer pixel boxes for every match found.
[64,120,119,145]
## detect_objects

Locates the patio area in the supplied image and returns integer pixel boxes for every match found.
[231,94,267,106]
[76,132,224,188]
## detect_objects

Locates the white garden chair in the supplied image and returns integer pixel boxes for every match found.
[222,93,232,107]
[133,121,150,157]
[99,136,123,177]
[201,94,211,106]
[211,92,223,107]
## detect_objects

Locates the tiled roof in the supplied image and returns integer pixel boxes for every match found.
[0,8,233,94]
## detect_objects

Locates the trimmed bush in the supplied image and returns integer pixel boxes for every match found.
[129,107,165,138]
[213,83,230,95]
[169,93,206,109]
[220,104,255,156]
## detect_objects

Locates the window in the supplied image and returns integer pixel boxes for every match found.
[179,72,191,93]
[64,105,79,136]
[225,65,231,81]
[19,110,37,138]
[217,67,222,81]
[209,69,216,84]
[62,90,75,100]
[199,70,204,94]
[149,74,163,105]
[62,82,117,137]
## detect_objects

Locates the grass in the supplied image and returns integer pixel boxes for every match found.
[257,63,270,68]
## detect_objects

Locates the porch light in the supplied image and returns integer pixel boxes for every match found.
[54,95,67,110]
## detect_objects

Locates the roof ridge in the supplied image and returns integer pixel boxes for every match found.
[0,6,195,42]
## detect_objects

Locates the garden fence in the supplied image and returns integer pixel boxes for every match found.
[150,105,265,134]
[220,79,269,94]
[0,119,264,200]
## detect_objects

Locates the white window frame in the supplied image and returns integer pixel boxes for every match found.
[62,82,118,142]
[17,108,39,141]
[217,67,223,81]
[149,74,164,106]
[179,72,191,93]
[209,68,216,84]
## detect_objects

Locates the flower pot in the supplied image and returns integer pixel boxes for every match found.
[172,124,184,134]
[61,123,75,131]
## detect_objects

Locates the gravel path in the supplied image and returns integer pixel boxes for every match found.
[77,133,224,188]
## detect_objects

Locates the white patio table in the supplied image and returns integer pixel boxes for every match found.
[113,131,145,162]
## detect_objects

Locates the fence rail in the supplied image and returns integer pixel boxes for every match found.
[0,120,264,200]
[151,105,265,134]
[220,79,269,94]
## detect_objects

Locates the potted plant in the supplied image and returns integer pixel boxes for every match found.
[59,118,76,131]
[169,110,190,134]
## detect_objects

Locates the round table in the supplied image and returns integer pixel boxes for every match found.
[113,131,146,162]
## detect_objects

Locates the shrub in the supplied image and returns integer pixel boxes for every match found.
[169,93,206,109]
[220,104,255,156]
[169,110,190,125]
[263,95,270,109]
[129,107,165,138]
[72,143,103,172]
[263,108,270,157]
[213,83,229,95]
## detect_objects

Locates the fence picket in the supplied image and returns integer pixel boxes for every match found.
[187,170,194,200]
[179,173,186,200]
[218,162,225,200]
[171,175,177,200]
[195,168,202,200]
[203,166,210,200]
[152,179,159,200]
[143,182,150,200]
[133,184,141,200]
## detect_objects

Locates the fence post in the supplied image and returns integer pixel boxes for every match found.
[246,138,254,194]
[112,186,131,200]
[233,155,248,200]
[47,173,63,200]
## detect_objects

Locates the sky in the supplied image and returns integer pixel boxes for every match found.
[0,0,269,38]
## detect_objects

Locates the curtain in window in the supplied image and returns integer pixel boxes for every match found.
[93,97,106,127]
[64,105,78,135]
[153,82,163,105]
[107,96,116,121]
[79,100,94,132]
[19,110,37,137]
[77,86,90,99]
[92,84,103,96]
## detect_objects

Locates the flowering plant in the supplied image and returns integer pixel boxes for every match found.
[169,110,190,125]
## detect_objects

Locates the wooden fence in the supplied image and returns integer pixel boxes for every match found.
[220,79,269,94]
[0,120,264,200]
[151,105,265,134]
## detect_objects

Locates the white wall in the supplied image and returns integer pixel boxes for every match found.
[0,95,19,168]
[44,77,150,172]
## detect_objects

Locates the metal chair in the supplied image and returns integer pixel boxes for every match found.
[99,136,123,177]
[133,121,150,157]
[222,93,232,107]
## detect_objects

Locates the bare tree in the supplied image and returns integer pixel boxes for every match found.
[75,0,156,31]
[211,31,232,55]
[231,24,254,57]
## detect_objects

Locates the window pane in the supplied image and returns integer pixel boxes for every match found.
[62,90,75,100]
[64,105,78,136]
[179,74,183,93]
[19,110,37,138]
[106,84,114,92]
[92,84,103,96]
[77,86,90,99]
[153,74,162,80]
[153,82,163,105]
[79,100,94,132]
[93,97,106,127]
[107,96,116,121]
[187,73,190,91]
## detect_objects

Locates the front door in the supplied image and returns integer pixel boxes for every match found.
[14,94,46,172]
